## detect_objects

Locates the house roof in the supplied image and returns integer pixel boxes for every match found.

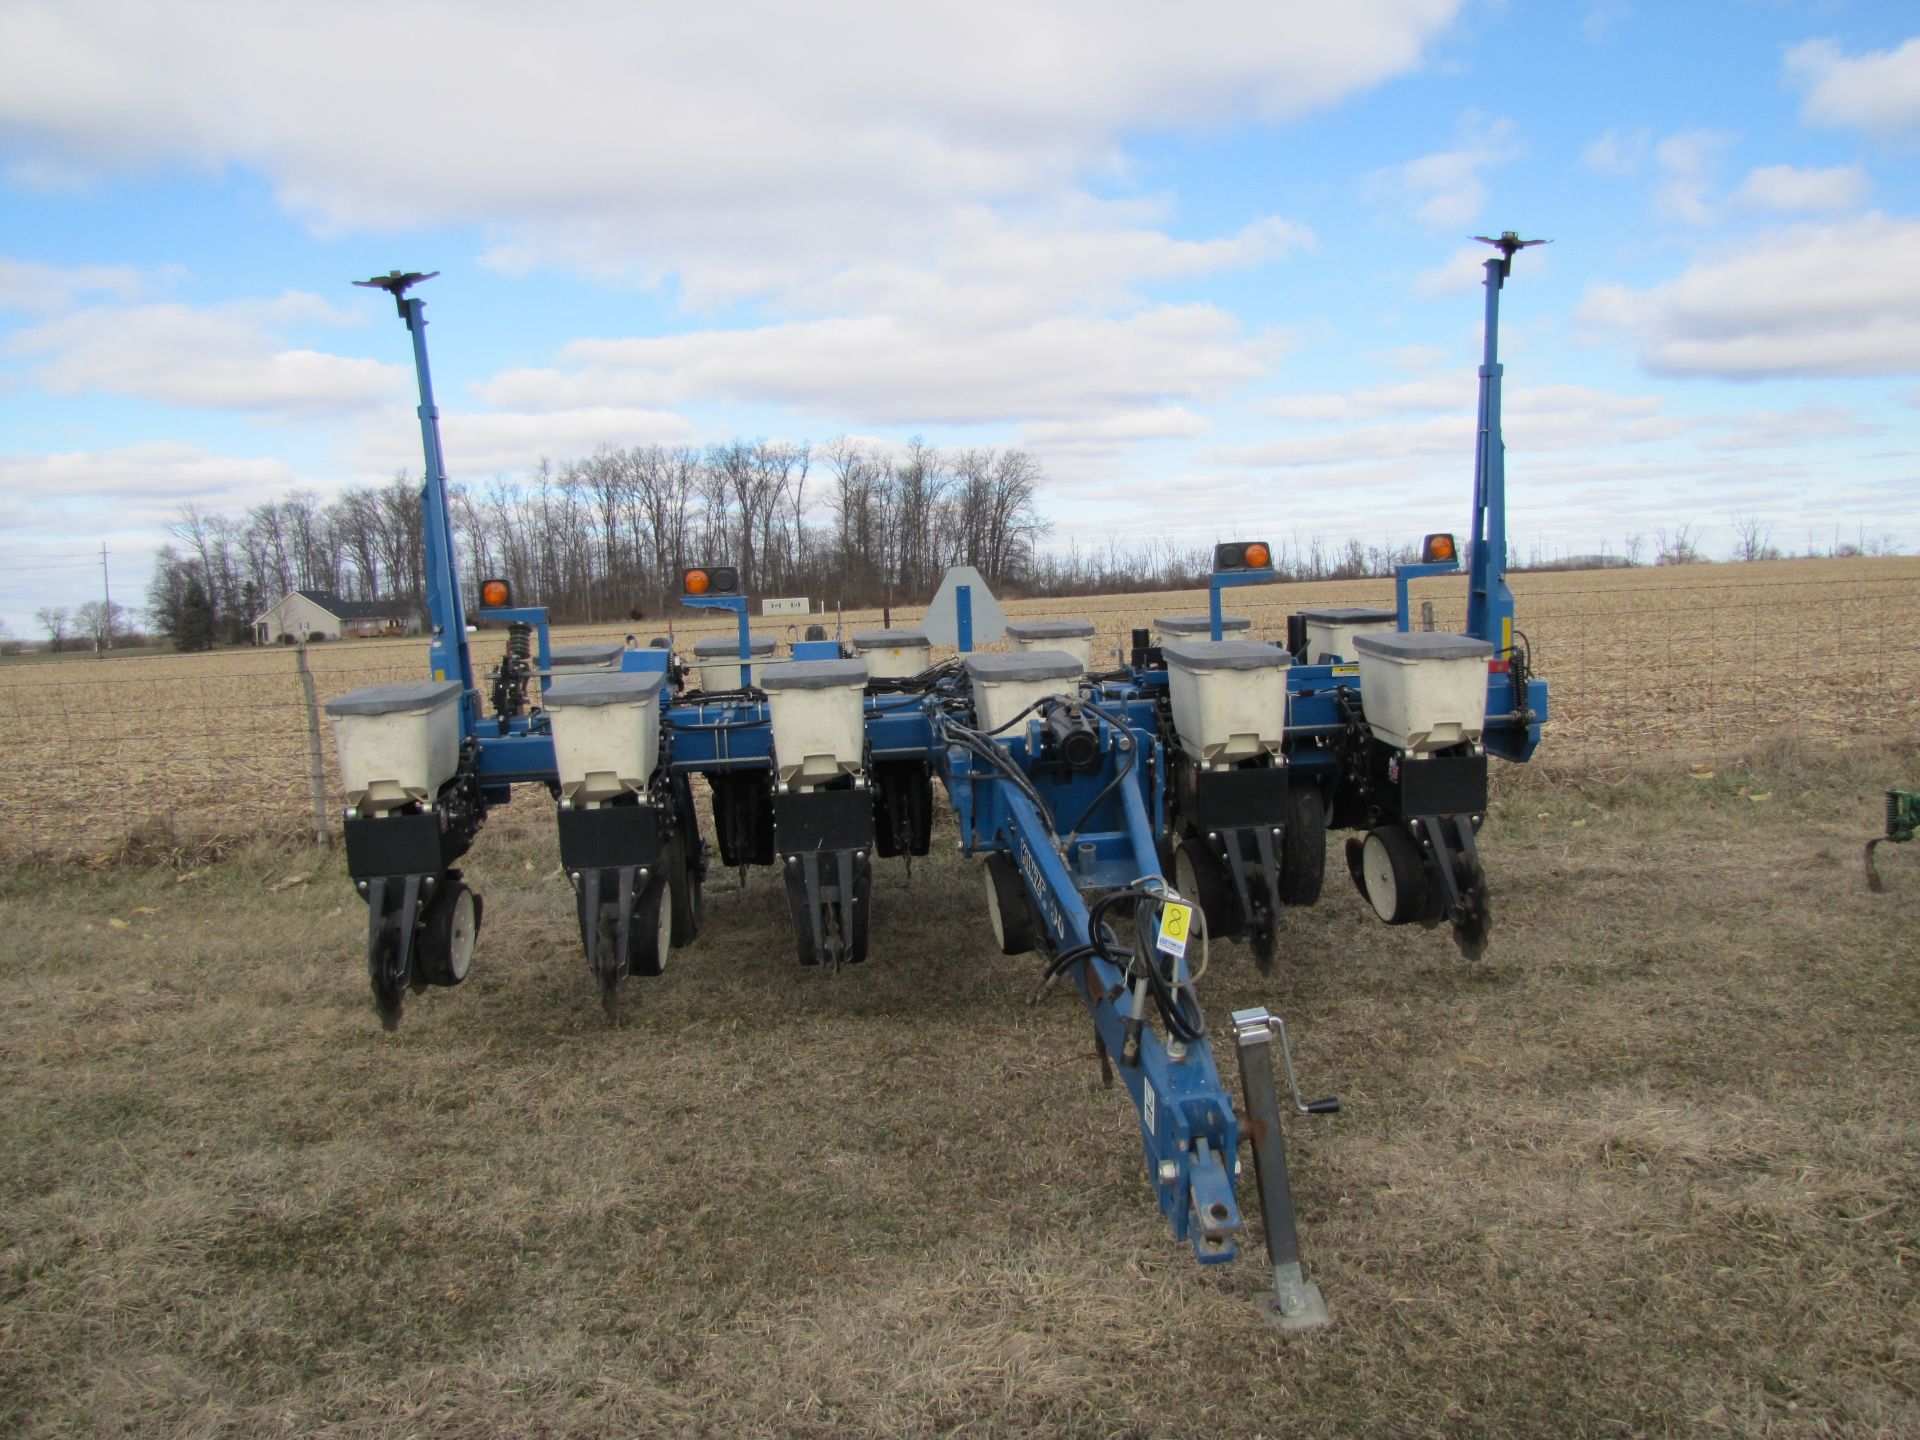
[261,589,417,622]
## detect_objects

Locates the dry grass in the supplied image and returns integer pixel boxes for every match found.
[2,740,1916,1437]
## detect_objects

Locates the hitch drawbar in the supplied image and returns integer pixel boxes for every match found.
[1232,1006,1336,1330]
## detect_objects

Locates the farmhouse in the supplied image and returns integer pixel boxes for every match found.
[253,589,422,644]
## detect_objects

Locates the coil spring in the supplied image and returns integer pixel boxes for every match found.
[506,622,532,663]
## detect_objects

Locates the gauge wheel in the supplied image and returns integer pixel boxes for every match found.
[1361,825,1431,926]
[985,852,1038,955]
[1279,784,1327,906]
[1175,837,1237,939]
[667,835,703,946]
[417,879,479,987]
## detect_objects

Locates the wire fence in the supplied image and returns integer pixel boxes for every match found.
[2,563,1915,862]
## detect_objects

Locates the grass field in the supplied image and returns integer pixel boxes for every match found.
[1,739,1916,1437]
[2,557,1917,861]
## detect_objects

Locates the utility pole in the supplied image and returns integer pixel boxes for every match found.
[100,541,112,653]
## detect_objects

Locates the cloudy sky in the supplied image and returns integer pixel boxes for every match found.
[2,1,1917,633]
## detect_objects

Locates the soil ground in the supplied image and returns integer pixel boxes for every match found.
[1,738,1915,1437]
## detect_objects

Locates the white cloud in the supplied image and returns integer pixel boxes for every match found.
[1578,215,1920,377]
[0,442,301,542]
[1365,114,1519,230]
[0,254,145,314]
[771,211,1314,325]
[480,303,1269,428]
[0,1,1459,298]
[1210,385,1680,468]
[1413,244,1494,298]
[1266,376,1473,421]
[1652,130,1733,225]
[1730,164,1869,215]
[1695,404,1882,452]
[1582,126,1650,178]
[352,406,698,477]
[1787,37,1920,139]
[7,293,405,416]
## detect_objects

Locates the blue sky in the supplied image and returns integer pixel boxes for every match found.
[2,1,1917,634]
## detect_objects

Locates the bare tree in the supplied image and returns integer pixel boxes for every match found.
[1728,513,1776,563]
[35,606,70,653]
[73,599,127,652]
[1655,522,1704,565]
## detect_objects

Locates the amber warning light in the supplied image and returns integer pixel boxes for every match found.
[681,565,739,597]
[1422,533,1457,564]
[1213,540,1274,572]
[480,578,512,607]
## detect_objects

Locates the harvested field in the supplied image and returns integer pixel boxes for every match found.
[0,743,1914,1436]
[1,557,1916,861]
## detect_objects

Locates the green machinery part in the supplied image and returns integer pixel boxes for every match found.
[1864,788,1919,893]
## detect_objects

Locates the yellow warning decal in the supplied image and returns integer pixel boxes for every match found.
[1157,901,1193,959]
[1331,664,1359,676]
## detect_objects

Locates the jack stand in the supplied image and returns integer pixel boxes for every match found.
[1232,1006,1336,1330]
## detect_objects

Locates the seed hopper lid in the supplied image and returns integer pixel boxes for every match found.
[549,641,625,667]
[1154,613,1251,635]
[691,633,778,657]
[323,679,464,717]
[1005,618,1095,640]
[1297,606,1397,624]
[1352,631,1495,662]
[1161,639,1292,672]
[964,649,1084,684]
[851,628,930,647]
[759,658,870,691]
[544,670,666,707]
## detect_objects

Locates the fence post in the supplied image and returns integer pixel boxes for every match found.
[295,643,332,848]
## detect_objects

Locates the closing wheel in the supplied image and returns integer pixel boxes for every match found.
[984,852,1038,955]
[840,861,872,966]
[785,855,871,966]
[1360,825,1432,926]
[369,916,406,1032]
[588,871,671,1022]
[1450,850,1491,960]
[1175,837,1237,938]
[1247,903,1278,973]
[667,835,703,946]
[1279,784,1326,906]
[416,880,480,987]
[785,872,821,967]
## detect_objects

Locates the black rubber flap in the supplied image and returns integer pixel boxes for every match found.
[1005,618,1095,639]
[324,679,464,717]
[852,628,930,646]
[1352,631,1495,662]
[549,642,624,666]
[1297,607,1397,623]
[760,658,870,690]
[964,649,1083,683]
[1154,613,1251,634]
[544,670,667,708]
[692,633,778,657]
[1161,639,1291,672]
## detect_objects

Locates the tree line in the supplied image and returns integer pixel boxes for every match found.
[143,438,1050,646]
